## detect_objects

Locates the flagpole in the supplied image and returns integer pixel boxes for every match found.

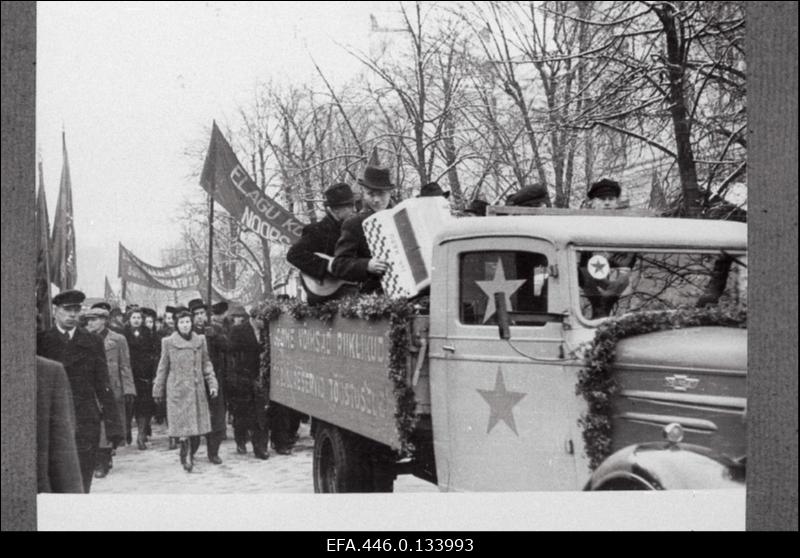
[207,191,214,306]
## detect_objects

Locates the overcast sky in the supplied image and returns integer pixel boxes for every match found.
[37,0,394,297]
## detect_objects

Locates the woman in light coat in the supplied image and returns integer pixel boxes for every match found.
[153,308,218,472]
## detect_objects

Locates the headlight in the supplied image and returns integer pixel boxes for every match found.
[663,422,684,444]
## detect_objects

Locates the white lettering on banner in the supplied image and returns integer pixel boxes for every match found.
[230,164,249,193]
[273,361,390,419]
[241,206,292,244]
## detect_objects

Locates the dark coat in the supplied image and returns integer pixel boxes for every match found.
[226,322,263,404]
[124,325,159,414]
[286,213,343,281]
[36,356,84,494]
[200,323,228,433]
[37,327,125,449]
[153,332,218,437]
[331,208,383,294]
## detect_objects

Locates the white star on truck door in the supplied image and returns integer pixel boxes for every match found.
[477,368,527,435]
[475,259,526,323]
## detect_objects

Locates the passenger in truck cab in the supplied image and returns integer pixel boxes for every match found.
[578,178,636,319]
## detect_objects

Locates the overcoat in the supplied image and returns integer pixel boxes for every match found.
[331,208,384,294]
[36,356,84,494]
[204,323,228,434]
[101,328,136,426]
[226,322,262,404]
[37,327,125,451]
[153,331,218,437]
[124,325,158,415]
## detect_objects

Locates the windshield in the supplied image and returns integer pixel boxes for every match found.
[575,249,747,322]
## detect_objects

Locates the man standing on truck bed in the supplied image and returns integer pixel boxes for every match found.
[287,182,358,304]
[331,164,395,294]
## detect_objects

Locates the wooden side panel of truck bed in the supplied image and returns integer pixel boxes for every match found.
[269,314,428,450]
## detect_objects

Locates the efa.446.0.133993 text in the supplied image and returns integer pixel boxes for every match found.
[326,539,475,552]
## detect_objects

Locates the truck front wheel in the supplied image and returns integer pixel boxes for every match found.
[313,424,367,493]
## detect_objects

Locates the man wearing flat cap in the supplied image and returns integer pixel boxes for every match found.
[587,178,622,210]
[506,183,552,208]
[287,182,358,304]
[84,306,135,478]
[189,298,228,464]
[37,289,125,492]
[331,164,395,294]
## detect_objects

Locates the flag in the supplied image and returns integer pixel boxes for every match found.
[104,276,114,301]
[200,122,303,245]
[51,132,77,289]
[36,160,53,330]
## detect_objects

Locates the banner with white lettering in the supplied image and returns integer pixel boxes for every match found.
[118,243,199,291]
[200,122,303,245]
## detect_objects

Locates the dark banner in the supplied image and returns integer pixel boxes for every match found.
[118,243,199,291]
[200,121,303,245]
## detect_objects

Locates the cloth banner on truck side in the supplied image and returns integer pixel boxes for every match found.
[199,121,303,246]
[118,243,199,291]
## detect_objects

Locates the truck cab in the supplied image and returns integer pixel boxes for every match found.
[426,214,747,491]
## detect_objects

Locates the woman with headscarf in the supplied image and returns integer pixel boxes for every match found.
[152,308,219,472]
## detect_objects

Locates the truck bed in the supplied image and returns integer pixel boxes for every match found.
[269,313,431,450]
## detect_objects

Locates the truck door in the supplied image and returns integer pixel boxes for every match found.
[428,236,580,491]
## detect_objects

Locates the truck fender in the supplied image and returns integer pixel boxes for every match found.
[585,442,746,491]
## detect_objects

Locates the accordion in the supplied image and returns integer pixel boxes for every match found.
[363,197,453,298]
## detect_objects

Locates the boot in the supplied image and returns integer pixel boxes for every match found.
[207,432,223,465]
[136,416,148,450]
[180,439,192,472]
[94,448,112,478]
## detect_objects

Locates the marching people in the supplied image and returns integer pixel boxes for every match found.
[189,298,228,464]
[141,307,158,333]
[586,177,622,210]
[84,305,136,478]
[287,182,358,304]
[108,306,125,334]
[36,355,84,493]
[37,289,124,493]
[163,305,176,334]
[331,164,396,295]
[226,305,269,459]
[153,307,219,472]
[124,307,159,449]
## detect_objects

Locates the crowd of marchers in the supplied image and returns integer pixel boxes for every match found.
[36,159,626,494]
[36,293,304,493]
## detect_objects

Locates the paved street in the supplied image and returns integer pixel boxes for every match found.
[92,421,437,494]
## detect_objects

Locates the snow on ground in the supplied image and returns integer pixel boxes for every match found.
[92,421,437,494]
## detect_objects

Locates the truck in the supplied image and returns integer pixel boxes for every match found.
[264,211,747,492]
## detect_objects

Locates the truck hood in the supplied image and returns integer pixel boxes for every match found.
[615,327,747,373]
[610,327,747,460]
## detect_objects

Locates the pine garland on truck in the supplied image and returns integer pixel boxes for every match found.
[576,304,748,470]
[254,294,429,455]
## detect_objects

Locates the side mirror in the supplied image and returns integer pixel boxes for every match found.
[494,292,511,340]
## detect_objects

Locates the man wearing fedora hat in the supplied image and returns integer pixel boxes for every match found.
[288,182,358,304]
[331,164,395,294]
[37,289,125,492]
[84,306,135,478]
